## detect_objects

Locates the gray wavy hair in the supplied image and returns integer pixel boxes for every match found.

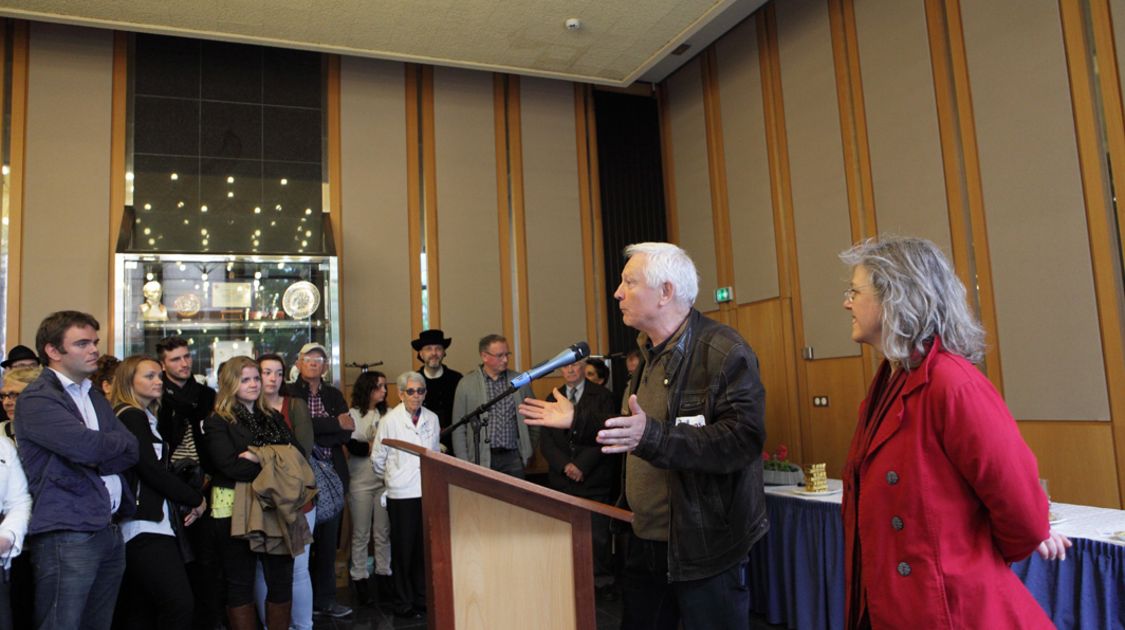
[624,242,699,307]
[839,236,985,367]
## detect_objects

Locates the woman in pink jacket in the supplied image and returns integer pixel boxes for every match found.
[838,236,1069,629]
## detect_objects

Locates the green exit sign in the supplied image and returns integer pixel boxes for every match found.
[714,286,734,303]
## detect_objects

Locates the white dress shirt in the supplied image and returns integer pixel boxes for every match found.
[50,368,123,513]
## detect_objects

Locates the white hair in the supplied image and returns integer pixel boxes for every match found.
[396,371,425,391]
[624,242,699,307]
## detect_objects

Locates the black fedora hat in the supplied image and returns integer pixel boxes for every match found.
[1,345,39,369]
[411,329,452,351]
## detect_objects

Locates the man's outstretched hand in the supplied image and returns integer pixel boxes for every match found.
[519,389,574,429]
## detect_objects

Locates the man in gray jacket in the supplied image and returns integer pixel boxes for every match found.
[451,334,535,478]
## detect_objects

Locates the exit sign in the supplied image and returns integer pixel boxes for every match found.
[714,286,734,303]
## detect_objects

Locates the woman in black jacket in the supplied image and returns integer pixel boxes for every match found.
[112,355,206,630]
[203,355,300,630]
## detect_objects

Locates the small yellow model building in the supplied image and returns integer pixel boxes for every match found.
[804,463,828,493]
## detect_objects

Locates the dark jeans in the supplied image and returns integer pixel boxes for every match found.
[0,569,10,630]
[216,517,293,607]
[310,512,343,609]
[116,533,193,630]
[387,498,426,613]
[591,511,613,585]
[489,448,525,479]
[7,553,32,630]
[186,512,224,629]
[620,532,750,630]
[28,524,126,630]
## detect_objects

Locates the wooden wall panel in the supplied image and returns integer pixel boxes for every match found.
[776,0,857,360]
[960,0,1109,421]
[22,23,113,334]
[716,18,780,304]
[432,67,503,374]
[340,57,412,382]
[738,300,795,455]
[1018,421,1120,508]
[520,77,586,363]
[803,355,866,478]
[853,0,951,253]
[665,57,719,310]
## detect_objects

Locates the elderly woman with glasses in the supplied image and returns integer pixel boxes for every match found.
[838,236,1068,630]
[370,371,440,620]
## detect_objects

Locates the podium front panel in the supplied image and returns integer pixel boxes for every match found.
[448,485,577,629]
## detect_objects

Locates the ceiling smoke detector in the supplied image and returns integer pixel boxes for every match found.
[565,18,582,31]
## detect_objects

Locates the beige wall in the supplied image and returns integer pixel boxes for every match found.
[339,57,413,379]
[11,0,1125,505]
[21,23,114,338]
[665,57,719,310]
[520,77,587,362]
[960,0,1109,421]
[432,68,504,374]
[659,1,1125,504]
[775,0,857,360]
[853,0,951,254]
[715,17,779,304]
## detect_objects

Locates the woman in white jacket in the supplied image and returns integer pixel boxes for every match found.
[370,371,439,620]
[0,434,31,630]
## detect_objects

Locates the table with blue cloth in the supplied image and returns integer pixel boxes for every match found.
[747,480,1125,630]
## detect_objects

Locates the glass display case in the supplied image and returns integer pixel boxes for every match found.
[113,251,340,387]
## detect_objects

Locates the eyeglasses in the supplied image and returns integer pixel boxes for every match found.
[402,387,427,396]
[483,351,511,359]
[843,284,872,302]
[0,392,18,401]
[302,356,326,364]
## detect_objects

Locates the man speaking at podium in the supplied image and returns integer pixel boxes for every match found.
[520,242,767,630]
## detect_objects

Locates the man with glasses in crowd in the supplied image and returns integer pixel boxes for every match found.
[451,334,536,478]
[289,342,355,618]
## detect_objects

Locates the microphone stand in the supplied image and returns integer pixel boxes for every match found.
[441,384,518,465]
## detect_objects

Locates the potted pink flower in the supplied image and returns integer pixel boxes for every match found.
[762,443,803,485]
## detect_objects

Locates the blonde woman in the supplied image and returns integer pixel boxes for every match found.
[0,366,42,441]
[202,356,299,630]
[112,355,205,630]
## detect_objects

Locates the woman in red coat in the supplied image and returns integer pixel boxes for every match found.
[838,236,1070,629]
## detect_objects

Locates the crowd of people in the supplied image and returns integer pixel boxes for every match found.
[0,239,1073,630]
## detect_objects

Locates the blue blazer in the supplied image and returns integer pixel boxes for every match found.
[15,368,139,534]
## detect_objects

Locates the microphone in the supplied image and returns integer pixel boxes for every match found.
[588,352,626,361]
[509,341,590,389]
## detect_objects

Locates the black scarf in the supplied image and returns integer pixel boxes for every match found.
[232,404,292,447]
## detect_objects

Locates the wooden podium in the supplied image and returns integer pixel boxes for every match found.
[383,439,633,630]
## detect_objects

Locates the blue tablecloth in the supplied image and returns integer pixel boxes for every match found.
[748,491,1125,629]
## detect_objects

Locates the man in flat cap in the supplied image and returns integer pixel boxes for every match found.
[412,330,462,453]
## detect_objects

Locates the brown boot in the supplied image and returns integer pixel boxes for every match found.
[226,604,257,630]
[266,601,291,630]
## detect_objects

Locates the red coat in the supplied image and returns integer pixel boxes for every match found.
[842,338,1051,629]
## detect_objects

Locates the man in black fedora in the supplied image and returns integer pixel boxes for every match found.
[412,329,462,453]
[1,345,40,370]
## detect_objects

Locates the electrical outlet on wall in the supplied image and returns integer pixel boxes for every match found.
[812,396,830,407]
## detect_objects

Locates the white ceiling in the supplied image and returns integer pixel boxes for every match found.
[0,0,765,86]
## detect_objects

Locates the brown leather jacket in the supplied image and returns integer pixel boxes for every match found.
[580,309,769,581]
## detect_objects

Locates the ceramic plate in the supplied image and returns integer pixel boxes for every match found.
[792,487,842,497]
[172,292,202,317]
[282,281,320,320]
